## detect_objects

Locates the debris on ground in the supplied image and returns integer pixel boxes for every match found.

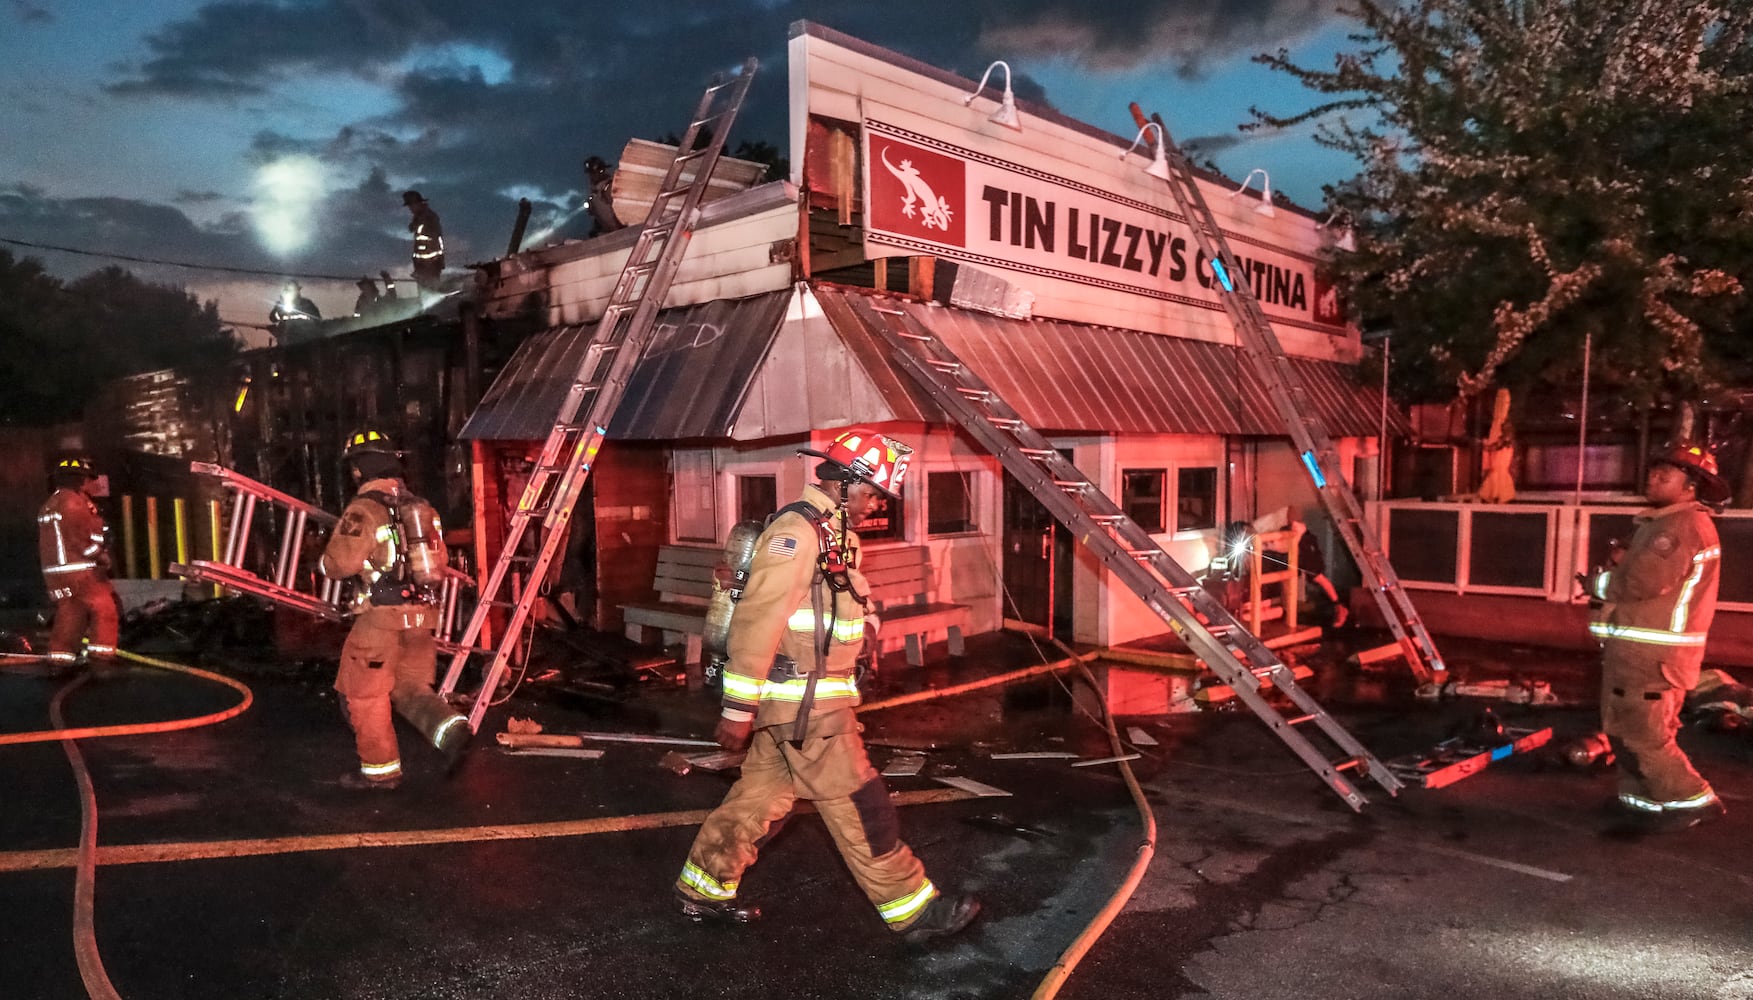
[504,717,544,734]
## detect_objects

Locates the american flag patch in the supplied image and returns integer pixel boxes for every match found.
[767,536,798,559]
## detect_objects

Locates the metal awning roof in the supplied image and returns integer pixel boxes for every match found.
[459,290,791,441]
[462,284,1404,443]
[813,286,1408,438]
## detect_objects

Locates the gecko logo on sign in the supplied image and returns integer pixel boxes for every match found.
[868,139,965,247]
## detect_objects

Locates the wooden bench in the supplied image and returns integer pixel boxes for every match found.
[619,544,718,675]
[860,545,971,667]
[619,543,972,671]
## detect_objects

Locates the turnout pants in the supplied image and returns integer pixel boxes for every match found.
[677,712,941,933]
[1601,641,1713,808]
[333,612,456,782]
[48,572,119,663]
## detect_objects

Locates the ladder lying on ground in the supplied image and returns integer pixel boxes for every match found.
[170,462,471,648]
[1133,104,1447,688]
[436,59,759,730]
[844,296,1402,811]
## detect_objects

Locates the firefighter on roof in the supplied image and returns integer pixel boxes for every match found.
[674,428,981,944]
[320,429,470,790]
[37,456,119,670]
[402,190,444,293]
[1588,443,1729,831]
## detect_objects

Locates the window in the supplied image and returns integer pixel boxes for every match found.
[927,470,976,535]
[1176,467,1218,532]
[671,450,717,542]
[736,475,777,525]
[1122,469,1166,533]
[858,493,905,542]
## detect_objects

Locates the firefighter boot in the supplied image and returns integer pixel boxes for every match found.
[902,893,981,946]
[338,771,402,792]
[434,714,473,776]
[677,890,762,924]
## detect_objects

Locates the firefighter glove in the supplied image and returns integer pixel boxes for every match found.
[715,716,755,752]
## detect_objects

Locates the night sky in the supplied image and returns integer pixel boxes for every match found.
[0,1,1363,329]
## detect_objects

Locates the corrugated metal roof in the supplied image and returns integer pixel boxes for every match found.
[812,286,1408,438]
[460,290,791,441]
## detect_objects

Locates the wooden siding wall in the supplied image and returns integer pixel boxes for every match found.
[480,200,798,328]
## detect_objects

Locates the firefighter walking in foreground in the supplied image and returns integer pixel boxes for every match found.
[675,428,981,944]
[320,429,470,790]
[1589,444,1729,831]
[37,457,119,670]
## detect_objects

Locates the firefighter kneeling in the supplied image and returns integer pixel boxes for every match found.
[320,429,470,790]
[674,428,981,944]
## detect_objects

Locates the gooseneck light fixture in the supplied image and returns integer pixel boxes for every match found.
[1120,122,1172,181]
[1230,168,1276,218]
[963,60,1022,131]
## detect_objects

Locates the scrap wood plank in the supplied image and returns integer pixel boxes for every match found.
[1195,663,1316,704]
[1387,726,1553,789]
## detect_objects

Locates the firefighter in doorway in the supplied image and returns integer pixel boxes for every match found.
[37,456,119,670]
[320,429,470,790]
[675,428,981,945]
[1588,443,1730,831]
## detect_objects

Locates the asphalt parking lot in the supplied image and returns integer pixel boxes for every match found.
[4,629,1752,1000]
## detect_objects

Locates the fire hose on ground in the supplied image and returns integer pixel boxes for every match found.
[852,645,1158,1000]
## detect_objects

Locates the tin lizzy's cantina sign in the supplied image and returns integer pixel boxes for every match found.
[861,122,1343,331]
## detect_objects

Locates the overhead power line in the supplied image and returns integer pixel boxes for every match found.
[0,235,397,283]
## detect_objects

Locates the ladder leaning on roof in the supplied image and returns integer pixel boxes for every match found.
[1130,104,1447,689]
[843,295,1402,812]
[437,58,759,731]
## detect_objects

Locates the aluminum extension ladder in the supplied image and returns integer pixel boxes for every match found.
[1133,105,1447,687]
[170,462,470,648]
[844,296,1402,811]
[437,59,759,730]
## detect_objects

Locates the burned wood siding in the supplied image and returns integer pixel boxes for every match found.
[594,442,669,633]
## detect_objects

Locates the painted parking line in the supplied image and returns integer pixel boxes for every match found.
[0,787,979,874]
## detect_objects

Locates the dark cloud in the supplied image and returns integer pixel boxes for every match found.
[173,189,226,204]
[82,1,1335,307]
[9,1,51,24]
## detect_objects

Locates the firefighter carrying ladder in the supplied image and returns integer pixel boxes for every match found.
[1130,104,1447,688]
[843,295,1402,811]
[437,59,758,730]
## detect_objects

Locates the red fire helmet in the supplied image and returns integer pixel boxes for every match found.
[802,428,914,499]
[1654,443,1731,505]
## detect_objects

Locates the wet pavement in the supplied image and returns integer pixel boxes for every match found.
[3,624,1752,1000]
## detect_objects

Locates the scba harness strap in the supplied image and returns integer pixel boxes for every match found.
[769,501,866,604]
[357,488,437,608]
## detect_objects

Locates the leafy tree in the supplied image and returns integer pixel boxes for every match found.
[0,251,238,424]
[1253,0,1753,406]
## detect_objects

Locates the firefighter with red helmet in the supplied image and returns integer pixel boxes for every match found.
[1588,443,1729,831]
[319,429,470,790]
[36,456,119,669]
[674,428,981,944]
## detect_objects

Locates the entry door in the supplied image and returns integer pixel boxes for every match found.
[1002,462,1074,638]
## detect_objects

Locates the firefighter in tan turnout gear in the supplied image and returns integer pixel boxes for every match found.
[1589,443,1729,831]
[675,428,981,944]
[320,429,470,790]
[37,457,119,669]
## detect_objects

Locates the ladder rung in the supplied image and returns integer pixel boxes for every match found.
[1053,480,1088,491]
[1019,448,1056,459]
[1334,756,1366,774]
[1283,713,1317,726]
[990,418,1022,429]
[1091,514,1124,523]
[927,359,961,373]
[956,387,992,402]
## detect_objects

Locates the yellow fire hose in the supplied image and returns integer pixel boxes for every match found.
[0,649,253,746]
[850,643,1157,998]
